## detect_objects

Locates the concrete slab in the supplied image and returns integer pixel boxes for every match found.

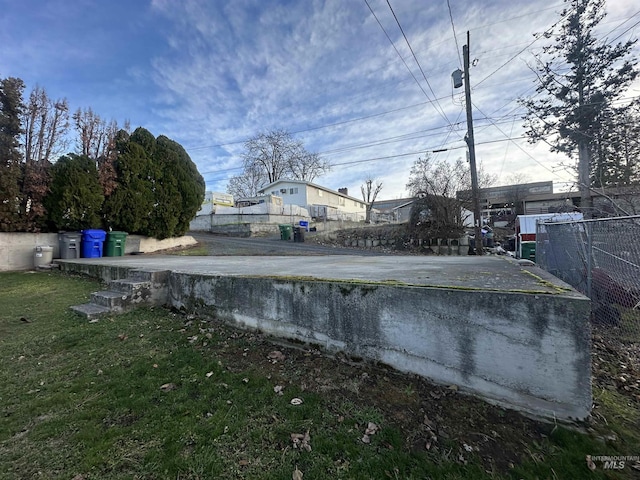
[56,254,579,295]
[57,254,591,421]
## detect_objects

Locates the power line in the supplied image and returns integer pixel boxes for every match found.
[362,0,451,126]
[471,101,569,181]
[385,0,451,124]
[603,9,640,40]
[447,0,462,68]
[200,134,545,181]
[609,17,640,44]
[188,100,436,151]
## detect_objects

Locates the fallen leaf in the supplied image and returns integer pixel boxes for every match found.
[117,334,127,341]
[365,422,379,435]
[423,414,436,430]
[290,397,303,406]
[291,430,312,452]
[242,377,249,383]
[238,459,249,466]
[274,385,284,395]
[205,371,214,378]
[153,364,158,368]
[160,383,176,392]
[292,466,304,480]
[447,384,459,391]
[361,434,371,444]
[267,350,286,362]
[586,455,596,471]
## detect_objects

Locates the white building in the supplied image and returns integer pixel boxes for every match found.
[258,179,367,221]
[196,191,234,215]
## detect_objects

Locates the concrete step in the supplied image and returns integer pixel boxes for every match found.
[128,269,171,283]
[90,290,128,310]
[109,278,151,295]
[71,303,112,320]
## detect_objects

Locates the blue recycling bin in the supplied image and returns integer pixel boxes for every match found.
[81,229,107,258]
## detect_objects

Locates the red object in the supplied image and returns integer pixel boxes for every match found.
[520,234,536,242]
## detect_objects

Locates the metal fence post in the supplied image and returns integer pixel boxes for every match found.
[586,221,593,300]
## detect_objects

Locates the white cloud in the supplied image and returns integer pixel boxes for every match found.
[3,0,638,199]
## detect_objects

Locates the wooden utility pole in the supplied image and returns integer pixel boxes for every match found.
[462,31,483,255]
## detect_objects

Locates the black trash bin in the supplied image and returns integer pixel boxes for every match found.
[293,226,305,243]
[58,232,81,259]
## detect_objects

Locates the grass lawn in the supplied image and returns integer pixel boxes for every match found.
[1,270,639,479]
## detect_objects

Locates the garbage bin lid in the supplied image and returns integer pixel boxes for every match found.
[82,229,107,240]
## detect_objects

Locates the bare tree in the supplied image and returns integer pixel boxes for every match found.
[19,86,69,229]
[407,155,496,200]
[21,86,69,164]
[238,129,330,188]
[505,173,532,216]
[226,164,266,199]
[73,107,120,160]
[406,155,496,238]
[361,177,383,223]
[288,151,330,182]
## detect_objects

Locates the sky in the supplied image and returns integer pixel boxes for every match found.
[1,0,639,201]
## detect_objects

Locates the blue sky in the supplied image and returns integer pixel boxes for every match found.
[1,0,638,200]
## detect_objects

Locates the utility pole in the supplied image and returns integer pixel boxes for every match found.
[453,31,483,255]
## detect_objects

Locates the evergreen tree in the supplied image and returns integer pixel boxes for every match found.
[519,0,638,210]
[103,127,204,239]
[45,154,104,231]
[590,102,640,187]
[153,135,205,237]
[102,130,155,234]
[0,76,25,231]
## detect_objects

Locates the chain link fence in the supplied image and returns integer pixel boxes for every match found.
[537,216,640,343]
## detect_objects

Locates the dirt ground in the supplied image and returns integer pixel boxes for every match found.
[180,231,640,474]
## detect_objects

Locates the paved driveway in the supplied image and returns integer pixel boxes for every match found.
[188,232,388,257]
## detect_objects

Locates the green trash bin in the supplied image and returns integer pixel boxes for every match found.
[105,231,128,256]
[278,224,293,241]
[521,241,536,262]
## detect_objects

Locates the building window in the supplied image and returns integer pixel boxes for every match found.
[318,189,323,197]
[280,188,287,194]
[290,187,298,194]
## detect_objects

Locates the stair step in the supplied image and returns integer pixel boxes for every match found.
[91,290,128,309]
[109,279,151,295]
[128,269,170,283]
[71,303,112,320]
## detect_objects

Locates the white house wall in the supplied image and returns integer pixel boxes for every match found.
[263,180,366,216]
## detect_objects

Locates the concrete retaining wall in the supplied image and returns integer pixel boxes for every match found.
[0,233,196,271]
[190,214,308,234]
[167,274,591,421]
